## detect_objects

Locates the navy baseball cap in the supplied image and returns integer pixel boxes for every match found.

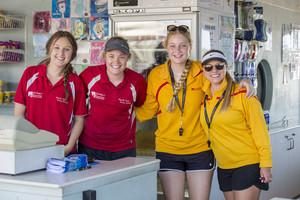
[105,39,130,55]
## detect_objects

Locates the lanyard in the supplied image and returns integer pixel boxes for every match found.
[169,65,187,136]
[204,90,226,147]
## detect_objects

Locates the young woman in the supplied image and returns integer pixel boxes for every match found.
[78,36,147,160]
[200,49,272,200]
[135,25,255,200]
[14,31,87,156]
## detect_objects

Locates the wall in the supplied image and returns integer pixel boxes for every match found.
[0,0,53,91]
[258,0,300,13]
[255,1,300,123]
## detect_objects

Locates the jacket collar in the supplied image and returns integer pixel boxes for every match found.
[202,76,228,98]
[159,59,202,85]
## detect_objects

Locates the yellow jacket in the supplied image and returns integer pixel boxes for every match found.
[136,60,210,154]
[200,77,273,169]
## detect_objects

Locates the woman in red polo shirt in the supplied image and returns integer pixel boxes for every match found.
[14,31,87,156]
[78,36,147,160]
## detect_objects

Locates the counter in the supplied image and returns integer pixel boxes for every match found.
[0,157,160,200]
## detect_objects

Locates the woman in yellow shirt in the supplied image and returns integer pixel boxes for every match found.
[136,25,255,200]
[200,49,272,200]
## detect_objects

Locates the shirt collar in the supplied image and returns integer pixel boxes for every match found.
[100,64,129,87]
[202,76,228,97]
[159,60,202,84]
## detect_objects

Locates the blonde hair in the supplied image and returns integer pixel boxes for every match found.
[46,31,77,102]
[165,28,192,113]
[202,49,235,112]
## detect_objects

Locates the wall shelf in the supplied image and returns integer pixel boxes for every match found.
[0,14,25,29]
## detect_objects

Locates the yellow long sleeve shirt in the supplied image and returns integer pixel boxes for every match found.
[136,60,210,155]
[200,78,273,169]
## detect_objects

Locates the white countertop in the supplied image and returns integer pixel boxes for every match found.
[0,157,160,189]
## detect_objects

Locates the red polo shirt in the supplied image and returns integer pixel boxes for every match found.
[79,64,147,152]
[14,64,88,148]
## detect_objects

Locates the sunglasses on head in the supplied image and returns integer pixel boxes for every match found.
[167,25,190,33]
[203,63,226,72]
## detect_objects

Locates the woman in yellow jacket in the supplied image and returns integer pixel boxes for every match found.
[200,49,272,200]
[135,25,254,200]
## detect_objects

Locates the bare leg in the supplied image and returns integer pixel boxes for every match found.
[159,171,186,200]
[234,185,261,200]
[186,170,214,200]
[223,191,235,200]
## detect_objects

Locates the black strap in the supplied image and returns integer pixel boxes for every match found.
[169,65,187,114]
[169,65,187,136]
[204,90,226,146]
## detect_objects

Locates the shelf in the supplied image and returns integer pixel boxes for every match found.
[0,48,23,62]
[0,14,24,29]
[0,103,14,107]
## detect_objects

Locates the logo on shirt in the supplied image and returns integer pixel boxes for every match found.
[28,91,43,98]
[118,98,132,105]
[91,91,105,100]
[191,87,202,91]
[56,97,69,104]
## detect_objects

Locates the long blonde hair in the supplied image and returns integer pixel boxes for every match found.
[202,49,235,112]
[165,28,193,113]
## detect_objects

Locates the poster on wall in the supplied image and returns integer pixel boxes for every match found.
[71,18,89,40]
[283,63,289,84]
[33,11,51,33]
[290,52,300,80]
[264,21,272,51]
[33,34,51,57]
[52,0,70,18]
[51,18,71,33]
[198,0,223,11]
[292,24,300,51]
[201,12,219,58]
[91,41,105,65]
[91,0,109,17]
[89,17,109,40]
[282,24,292,63]
[223,0,234,13]
[71,0,90,17]
[219,15,235,70]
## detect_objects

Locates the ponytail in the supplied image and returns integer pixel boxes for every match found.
[220,71,235,112]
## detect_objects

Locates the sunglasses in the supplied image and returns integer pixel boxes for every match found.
[167,25,190,33]
[203,63,226,72]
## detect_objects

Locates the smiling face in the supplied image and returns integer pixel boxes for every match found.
[203,60,227,87]
[104,49,129,79]
[166,33,191,65]
[49,37,73,69]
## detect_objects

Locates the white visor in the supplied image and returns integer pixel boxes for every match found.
[201,52,227,65]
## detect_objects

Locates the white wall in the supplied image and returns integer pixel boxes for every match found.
[255,1,300,123]
[258,0,300,13]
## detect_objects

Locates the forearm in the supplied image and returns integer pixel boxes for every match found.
[14,103,26,118]
[65,116,85,155]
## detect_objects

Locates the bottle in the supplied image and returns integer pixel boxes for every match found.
[263,110,270,131]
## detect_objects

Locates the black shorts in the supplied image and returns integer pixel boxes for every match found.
[156,150,215,172]
[217,163,269,192]
[78,142,136,161]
